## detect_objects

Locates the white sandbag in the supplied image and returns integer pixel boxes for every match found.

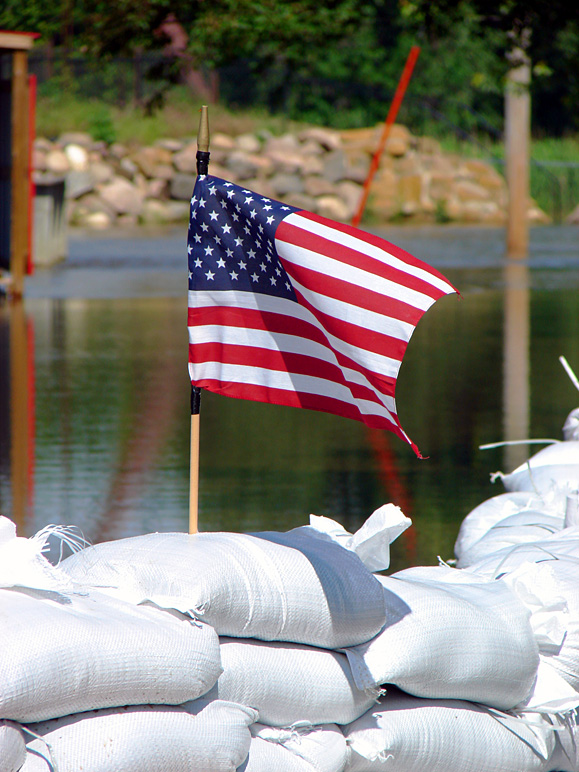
[0,721,26,772]
[343,689,557,772]
[20,700,257,772]
[563,408,579,441]
[454,491,566,560]
[239,724,348,772]
[500,560,579,714]
[60,524,387,649]
[548,709,579,772]
[464,526,579,579]
[306,504,411,571]
[497,441,579,494]
[0,516,76,594]
[456,511,563,568]
[239,737,313,772]
[343,571,538,710]
[0,586,221,722]
[212,637,375,727]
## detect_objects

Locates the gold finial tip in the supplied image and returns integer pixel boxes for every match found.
[197,105,210,153]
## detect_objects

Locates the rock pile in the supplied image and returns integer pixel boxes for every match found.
[33,123,551,230]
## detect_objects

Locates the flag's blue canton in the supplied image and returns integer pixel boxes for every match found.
[187,176,299,301]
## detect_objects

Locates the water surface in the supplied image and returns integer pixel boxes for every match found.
[2,224,578,571]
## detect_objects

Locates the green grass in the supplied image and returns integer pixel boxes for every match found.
[36,85,309,146]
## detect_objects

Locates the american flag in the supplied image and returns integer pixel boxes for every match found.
[187,175,457,456]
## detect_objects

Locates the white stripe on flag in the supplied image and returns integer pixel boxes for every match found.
[276,237,435,312]
[284,211,455,294]
[288,274,415,340]
[188,289,404,378]
[188,323,398,413]
[187,361,398,423]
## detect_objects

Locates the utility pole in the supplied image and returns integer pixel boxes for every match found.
[505,41,531,259]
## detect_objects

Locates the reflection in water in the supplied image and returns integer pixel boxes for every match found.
[0,300,35,530]
[502,260,530,471]
[2,231,579,570]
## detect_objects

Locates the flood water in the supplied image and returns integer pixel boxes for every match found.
[1,223,578,571]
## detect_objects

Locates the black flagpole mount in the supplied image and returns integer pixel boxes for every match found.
[191,105,210,417]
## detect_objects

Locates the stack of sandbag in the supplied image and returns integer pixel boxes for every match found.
[58,501,570,772]
[54,504,408,771]
[340,408,579,772]
[434,407,579,770]
[4,400,579,772]
[1,505,410,771]
[0,516,255,772]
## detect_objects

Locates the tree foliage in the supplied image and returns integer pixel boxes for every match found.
[1,0,578,134]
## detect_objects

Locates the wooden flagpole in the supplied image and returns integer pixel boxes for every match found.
[351,45,420,228]
[189,105,210,535]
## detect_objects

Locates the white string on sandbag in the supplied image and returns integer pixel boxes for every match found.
[456,511,565,569]
[0,517,78,595]
[454,490,568,561]
[548,707,579,772]
[212,637,376,727]
[0,586,221,722]
[464,528,579,580]
[20,700,257,772]
[560,355,579,394]
[239,723,348,772]
[60,511,398,649]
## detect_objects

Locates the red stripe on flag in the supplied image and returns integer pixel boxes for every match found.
[277,217,447,302]
[187,304,399,397]
[292,288,408,363]
[290,210,459,293]
[280,258,425,326]
[188,340,392,409]
[191,377,406,437]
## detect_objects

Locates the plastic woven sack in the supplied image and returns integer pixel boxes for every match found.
[20,700,257,772]
[563,409,579,442]
[548,708,579,772]
[213,637,375,726]
[497,441,579,495]
[0,721,26,772]
[456,511,564,568]
[343,570,538,710]
[60,522,387,649]
[454,491,566,560]
[344,689,557,772]
[498,560,579,714]
[464,526,579,579]
[0,586,221,722]
[0,516,77,594]
[239,723,347,772]
[239,737,312,772]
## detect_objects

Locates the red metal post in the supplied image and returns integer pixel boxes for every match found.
[352,46,420,228]
[27,73,36,275]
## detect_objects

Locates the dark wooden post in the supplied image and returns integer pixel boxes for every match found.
[10,48,29,297]
[0,30,38,296]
